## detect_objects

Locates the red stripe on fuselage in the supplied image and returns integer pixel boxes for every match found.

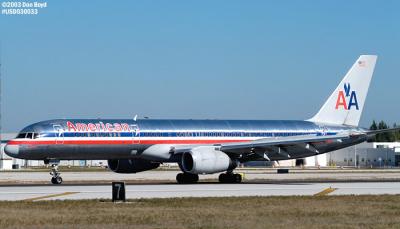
[7,139,250,145]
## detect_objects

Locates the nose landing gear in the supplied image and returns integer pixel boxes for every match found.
[50,164,63,184]
[44,160,63,185]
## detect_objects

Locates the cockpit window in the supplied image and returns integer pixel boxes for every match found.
[26,133,33,139]
[16,133,27,138]
[16,132,38,139]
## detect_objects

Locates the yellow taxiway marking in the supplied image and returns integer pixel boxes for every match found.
[314,187,338,196]
[23,192,79,201]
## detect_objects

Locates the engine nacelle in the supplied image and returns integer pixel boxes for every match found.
[108,159,160,173]
[181,146,237,174]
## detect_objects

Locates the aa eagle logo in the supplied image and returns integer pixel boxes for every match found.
[335,83,359,110]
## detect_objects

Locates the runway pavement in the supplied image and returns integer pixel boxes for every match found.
[2,169,400,184]
[1,182,400,201]
[1,170,400,201]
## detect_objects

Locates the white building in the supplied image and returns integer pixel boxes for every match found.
[1,133,18,170]
[282,142,400,167]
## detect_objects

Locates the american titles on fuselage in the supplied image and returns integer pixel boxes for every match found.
[66,121,134,132]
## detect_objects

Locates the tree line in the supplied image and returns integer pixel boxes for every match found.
[369,120,400,142]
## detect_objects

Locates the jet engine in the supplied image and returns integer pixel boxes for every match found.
[108,159,160,173]
[181,146,237,174]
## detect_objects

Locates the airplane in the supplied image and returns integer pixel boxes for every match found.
[4,55,399,184]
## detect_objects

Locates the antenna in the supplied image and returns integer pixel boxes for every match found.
[133,114,137,121]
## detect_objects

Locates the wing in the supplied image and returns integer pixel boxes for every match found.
[171,132,367,161]
[218,133,361,161]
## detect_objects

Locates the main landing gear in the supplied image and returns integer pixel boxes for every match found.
[218,172,242,183]
[175,172,243,184]
[176,173,199,184]
[50,164,63,184]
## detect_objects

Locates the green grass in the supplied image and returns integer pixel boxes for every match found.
[1,195,400,228]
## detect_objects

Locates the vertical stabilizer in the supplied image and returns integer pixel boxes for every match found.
[308,55,377,126]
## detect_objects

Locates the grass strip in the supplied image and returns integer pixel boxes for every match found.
[0,195,399,228]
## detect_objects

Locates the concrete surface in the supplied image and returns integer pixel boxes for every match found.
[1,170,400,201]
[0,182,400,201]
[2,169,400,184]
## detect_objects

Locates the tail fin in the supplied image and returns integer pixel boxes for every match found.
[308,55,377,126]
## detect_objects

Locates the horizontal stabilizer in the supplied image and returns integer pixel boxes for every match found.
[366,127,400,136]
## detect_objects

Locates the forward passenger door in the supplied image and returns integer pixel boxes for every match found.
[53,124,64,144]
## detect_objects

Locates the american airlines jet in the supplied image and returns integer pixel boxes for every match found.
[4,55,399,184]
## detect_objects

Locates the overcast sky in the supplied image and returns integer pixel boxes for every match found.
[1,0,399,132]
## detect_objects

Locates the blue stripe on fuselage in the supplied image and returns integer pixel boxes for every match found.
[41,131,338,138]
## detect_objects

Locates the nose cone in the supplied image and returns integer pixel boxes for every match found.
[4,144,19,157]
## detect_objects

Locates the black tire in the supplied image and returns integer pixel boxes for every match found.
[219,173,242,183]
[227,174,234,183]
[234,174,242,183]
[55,176,63,184]
[218,173,227,183]
[190,174,199,183]
[176,173,185,184]
[177,173,199,184]
[51,177,56,184]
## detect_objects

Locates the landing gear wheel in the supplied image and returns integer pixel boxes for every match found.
[218,173,227,183]
[234,173,242,183]
[176,173,184,183]
[176,173,199,184]
[50,176,63,184]
[50,164,63,184]
[219,173,242,183]
[55,176,63,184]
